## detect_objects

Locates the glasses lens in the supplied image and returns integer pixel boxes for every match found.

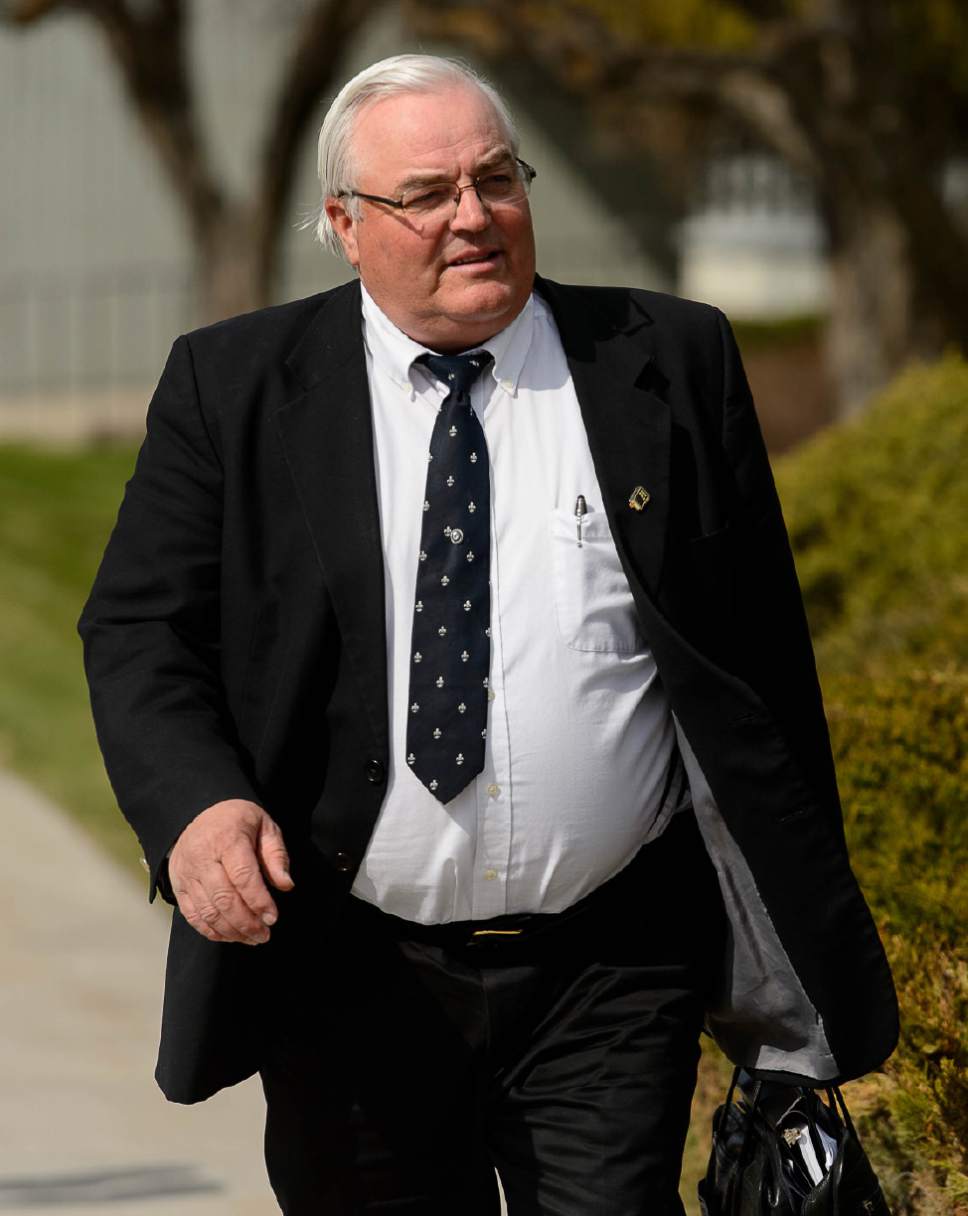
[477,168,527,206]
[399,162,532,217]
[400,184,457,215]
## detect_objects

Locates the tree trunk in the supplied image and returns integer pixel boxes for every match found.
[823,198,913,416]
[193,201,275,325]
[823,175,968,416]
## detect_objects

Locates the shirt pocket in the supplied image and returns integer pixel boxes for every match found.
[549,507,645,653]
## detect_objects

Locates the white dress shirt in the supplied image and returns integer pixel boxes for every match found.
[352,285,686,924]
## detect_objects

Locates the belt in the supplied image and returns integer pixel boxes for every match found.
[349,809,697,952]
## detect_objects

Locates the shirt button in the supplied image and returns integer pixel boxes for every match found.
[487,688,496,702]
[334,851,354,873]
[483,868,498,881]
[364,759,386,785]
[486,783,500,798]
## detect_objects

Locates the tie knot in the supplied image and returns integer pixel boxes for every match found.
[419,351,493,399]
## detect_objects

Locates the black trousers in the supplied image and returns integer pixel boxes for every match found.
[259,809,725,1215]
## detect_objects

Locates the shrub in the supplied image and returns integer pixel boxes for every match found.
[777,353,968,677]
[826,672,968,1215]
[779,356,968,1213]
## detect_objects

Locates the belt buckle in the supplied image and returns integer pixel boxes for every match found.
[468,928,524,947]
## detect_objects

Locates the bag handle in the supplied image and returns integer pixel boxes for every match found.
[828,1085,861,1142]
[723,1065,741,1112]
[731,1068,763,1168]
[829,1134,847,1216]
[720,1069,765,1216]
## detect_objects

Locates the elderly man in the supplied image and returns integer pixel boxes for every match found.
[80,53,896,1216]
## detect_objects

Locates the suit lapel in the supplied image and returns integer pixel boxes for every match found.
[273,281,389,755]
[538,277,671,597]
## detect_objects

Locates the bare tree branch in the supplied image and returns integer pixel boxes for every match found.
[2,0,388,316]
[722,0,788,19]
[77,0,224,241]
[408,0,818,169]
[1,0,65,22]
[253,0,389,281]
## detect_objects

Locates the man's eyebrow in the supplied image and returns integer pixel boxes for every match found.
[394,149,515,192]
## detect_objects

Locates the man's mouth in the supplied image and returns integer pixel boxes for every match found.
[448,250,501,268]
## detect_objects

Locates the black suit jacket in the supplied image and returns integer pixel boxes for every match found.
[79,276,898,1103]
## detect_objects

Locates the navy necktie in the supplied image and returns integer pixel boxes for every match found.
[406,350,494,803]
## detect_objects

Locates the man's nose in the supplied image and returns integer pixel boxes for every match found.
[449,184,490,231]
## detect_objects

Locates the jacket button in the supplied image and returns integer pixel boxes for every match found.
[334,851,354,873]
[365,759,386,785]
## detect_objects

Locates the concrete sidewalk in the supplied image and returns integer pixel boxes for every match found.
[0,770,272,1214]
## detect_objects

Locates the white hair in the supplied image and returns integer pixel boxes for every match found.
[309,54,520,259]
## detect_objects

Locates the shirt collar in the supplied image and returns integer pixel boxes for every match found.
[360,283,535,399]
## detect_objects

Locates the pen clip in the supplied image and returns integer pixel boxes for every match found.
[574,495,587,547]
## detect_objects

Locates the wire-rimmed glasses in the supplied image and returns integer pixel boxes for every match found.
[339,158,536,225]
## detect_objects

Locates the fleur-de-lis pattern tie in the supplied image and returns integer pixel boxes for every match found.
[407,351,494,803]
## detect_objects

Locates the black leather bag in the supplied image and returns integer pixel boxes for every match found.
[698,1068,891,1216]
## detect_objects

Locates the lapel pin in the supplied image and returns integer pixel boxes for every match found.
[628,486,650,512]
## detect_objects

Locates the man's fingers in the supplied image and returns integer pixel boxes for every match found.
[183,867,270,945]
[257,816,294,894]
[222,840,279,926]
[176,889,231,944]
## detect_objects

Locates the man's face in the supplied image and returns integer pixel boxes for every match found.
[326,85,536,352]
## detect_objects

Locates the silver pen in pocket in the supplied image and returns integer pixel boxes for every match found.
[574,495,587,547]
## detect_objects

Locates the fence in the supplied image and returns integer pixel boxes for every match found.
[0,266,194,399]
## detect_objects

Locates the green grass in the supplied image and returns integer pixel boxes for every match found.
[0,441,141,869]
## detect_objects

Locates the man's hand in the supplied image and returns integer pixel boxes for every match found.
[168,799,294,945]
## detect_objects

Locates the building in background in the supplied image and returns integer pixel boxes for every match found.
[679,152,827,321]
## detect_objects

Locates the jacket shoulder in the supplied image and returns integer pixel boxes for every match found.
[536,277,725,351]
[166,280,361,426]
[180,280,359,370]
[627,285,723,334]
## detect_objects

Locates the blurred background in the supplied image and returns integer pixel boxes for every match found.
[0,1,965,1213]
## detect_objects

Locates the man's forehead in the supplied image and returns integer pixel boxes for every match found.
[393,146,515,189]
[351,86,511,181]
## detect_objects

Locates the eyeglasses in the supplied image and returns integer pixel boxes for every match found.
[339,158,536,221]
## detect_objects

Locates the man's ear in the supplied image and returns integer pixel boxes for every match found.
[325,198,360,267]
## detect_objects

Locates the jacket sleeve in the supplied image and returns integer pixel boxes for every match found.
[78,335,261,902]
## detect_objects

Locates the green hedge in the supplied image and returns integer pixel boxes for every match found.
[779,352,968,678]
[826,671,967,1213]
[781,356,967,1212]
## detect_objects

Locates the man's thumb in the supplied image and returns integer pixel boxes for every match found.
[258,816,294,889]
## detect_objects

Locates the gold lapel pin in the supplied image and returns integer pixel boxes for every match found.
[628,486,650,511]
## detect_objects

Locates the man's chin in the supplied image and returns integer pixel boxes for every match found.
[440,281,527,329]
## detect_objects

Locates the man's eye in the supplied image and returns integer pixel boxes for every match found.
[405,185,453,211]
[479,173,515,198]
